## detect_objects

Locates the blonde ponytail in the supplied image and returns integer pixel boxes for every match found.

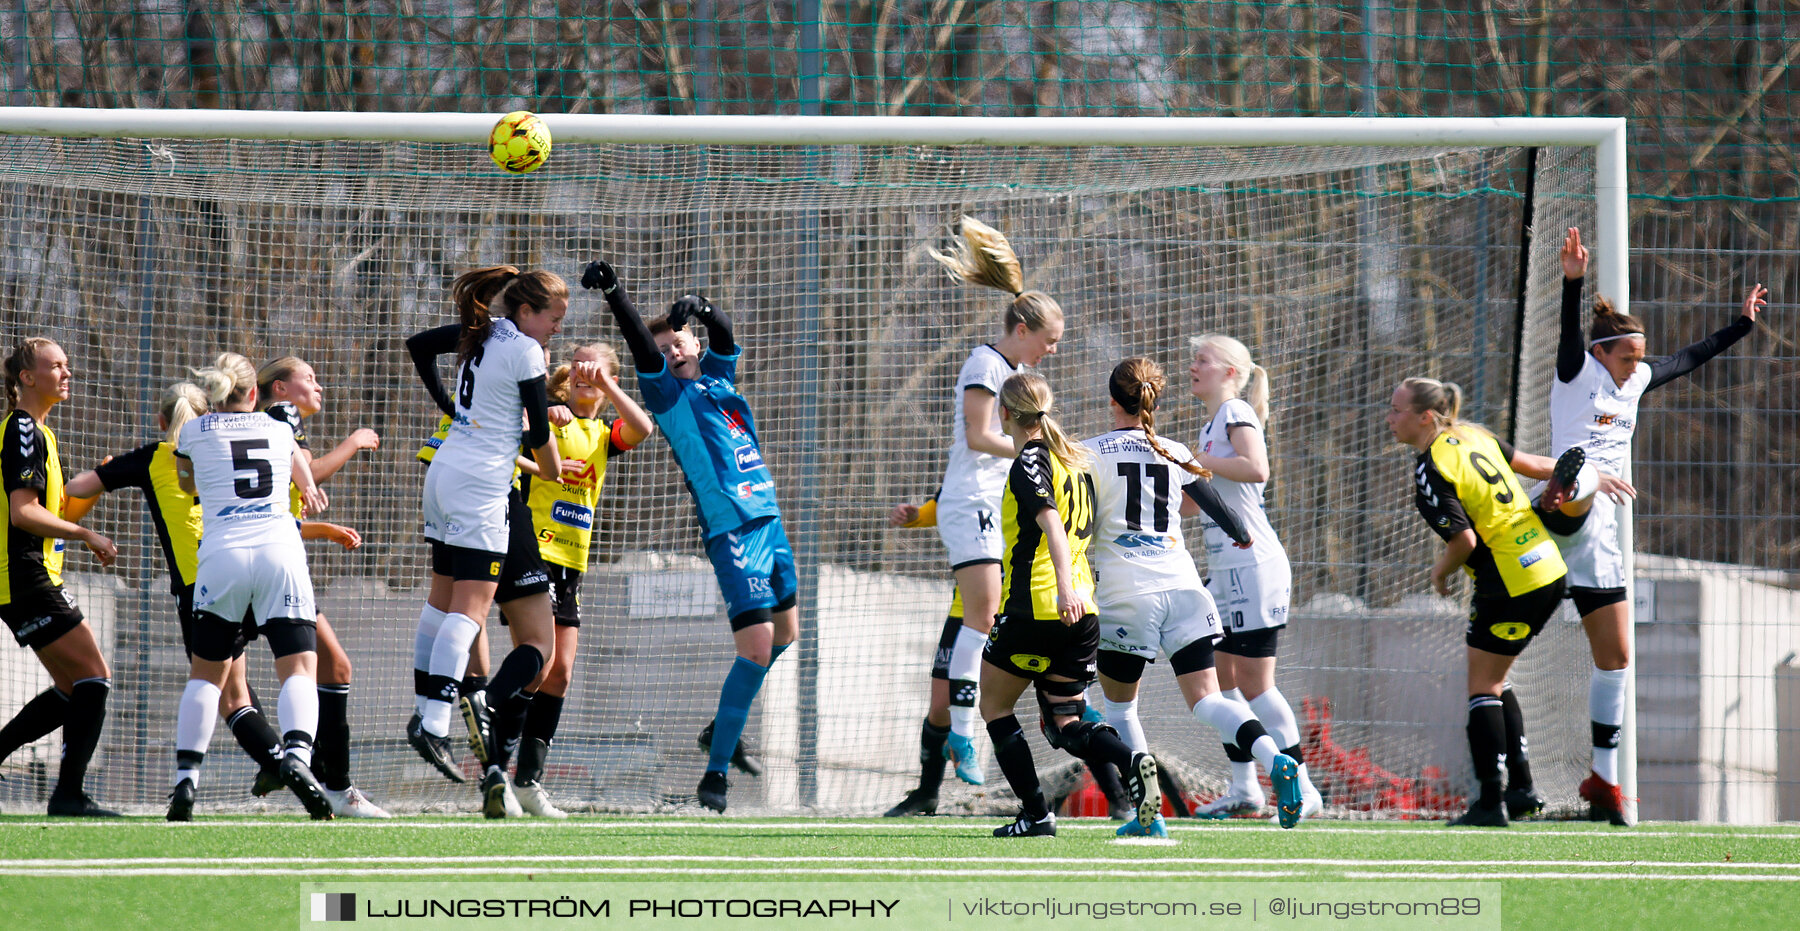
[929,216,1065,340]
[999,372,1093,472]
[190,352,256,408]
[159,381,209,445]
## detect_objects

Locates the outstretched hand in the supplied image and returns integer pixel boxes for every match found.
[1743,283,1768,321]
[1562,227,1588,280]
[581,260,618,293]
[667,294,715,331]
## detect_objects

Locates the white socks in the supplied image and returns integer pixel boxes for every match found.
[1248,686,1301,749]
[946,624,987,738]
[424,611,481,736]
[413,604,447,715]
[1104,697,1147,754]
[175,678,222,787]
[1195,691,1282,770]
[1590,666,1629,784]
[277,674,319,766]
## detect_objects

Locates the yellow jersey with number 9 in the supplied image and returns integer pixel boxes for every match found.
[1413,427,1566,597]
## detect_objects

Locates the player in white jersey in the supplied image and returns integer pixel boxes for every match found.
[171,353,333,819]
[410,265,566,818]
[1187,334,1323,819]
[885,217,1071,816]
[1542,228,1766,824]
[1086,358,1304,835]
[255,355,389,818]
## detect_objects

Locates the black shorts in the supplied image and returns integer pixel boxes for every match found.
[983,611,1099,683]
[1467,577,1567,657]
[175,584,257,660]
[929,614,963,680]
[494,489,551,605]
[547,564,582,627]
[429,539,505,584]
[1218,625,1280,659]
[2,582,84,650]
[1570,585,1628,618]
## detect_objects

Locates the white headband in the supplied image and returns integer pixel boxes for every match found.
[1590,332,1645,346]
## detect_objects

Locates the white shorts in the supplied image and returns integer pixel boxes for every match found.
[192,540,315,627]
[1205,556,1291,634]
[1096,587,1223,660]
[1550,498,1624,590]
[936,493,1003,570]
[422,460,510,554]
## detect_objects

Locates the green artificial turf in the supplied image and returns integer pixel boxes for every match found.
[1,815,1793,930]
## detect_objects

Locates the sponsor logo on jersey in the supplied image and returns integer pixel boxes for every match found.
[977,510,995,533]
[733,444,764,472]
[1488,621,1532,641]
[512,570,548,587]
[735,479,774,498]
[551,500,593,530]
[746,577,773,595]
[721,408,750,439]
[284,594,306,607]
[215,503,274,517]
[1113,533,1172,551]
[1010,653,1051,674]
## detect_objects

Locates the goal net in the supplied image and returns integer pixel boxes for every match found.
[0,113,1624,818]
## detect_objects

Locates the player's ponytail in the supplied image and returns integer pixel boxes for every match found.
[451,264,521,366]
[1191,333,1271,429]
[1400,375,1493,442]
[1587,296,1645,348]
[1110,357,1207,478]
[929,216,1064,340]
[3,337,58,409]
[1000,372,1093,473]
[190,352,257,409]
[160,380,209,445]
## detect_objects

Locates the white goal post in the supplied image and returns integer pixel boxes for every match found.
[0,109,1633,822]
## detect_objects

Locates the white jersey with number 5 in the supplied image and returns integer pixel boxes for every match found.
[1197,398,1284,569]
[1083,429,1205,606]
[434,317,548,490]
[177,411,303,551]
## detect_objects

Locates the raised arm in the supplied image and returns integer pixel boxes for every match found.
[1556,227,1589,384]
[669,294,737,357]
[1643,283,1764,392]
[310,429,380,484]
[582,261,664,374]
[405,323,461,416]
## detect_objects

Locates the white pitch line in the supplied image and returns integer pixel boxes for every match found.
[0,866,1301,879]
[5,819,1794,840]
[1343,870,1800,883]
[2,854,1793,872]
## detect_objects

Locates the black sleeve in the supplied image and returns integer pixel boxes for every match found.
[1495,437,1518,462]
[406,323,462,416]
[603,286,666,375]
[265,402,310,451]
[1,413,48,496]
[95,443,158,493]
[1644,316,1755,392]
[1182,476,1250,545]
[700,303,737,357]
[520,376,551,450]
[1556,276,1588,383]
[1412,456,1471,541]
[1009,446,1056,523]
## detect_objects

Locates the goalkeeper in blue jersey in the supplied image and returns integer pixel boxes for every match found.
[582,259,798,814]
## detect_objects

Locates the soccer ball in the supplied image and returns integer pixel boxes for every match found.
[489,110,551,174]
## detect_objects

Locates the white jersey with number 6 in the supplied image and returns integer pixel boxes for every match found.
[177,411,304,551]
[433,317,548,488]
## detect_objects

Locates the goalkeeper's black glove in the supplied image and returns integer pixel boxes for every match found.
[667,294,715,330]
[580,260,618,294]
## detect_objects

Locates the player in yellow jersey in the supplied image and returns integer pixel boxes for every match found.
[506,343,652,816]
[256,356,390,817]
[1388,376,1626,827]
[0,338,120,816]
[979,372,1159,838]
